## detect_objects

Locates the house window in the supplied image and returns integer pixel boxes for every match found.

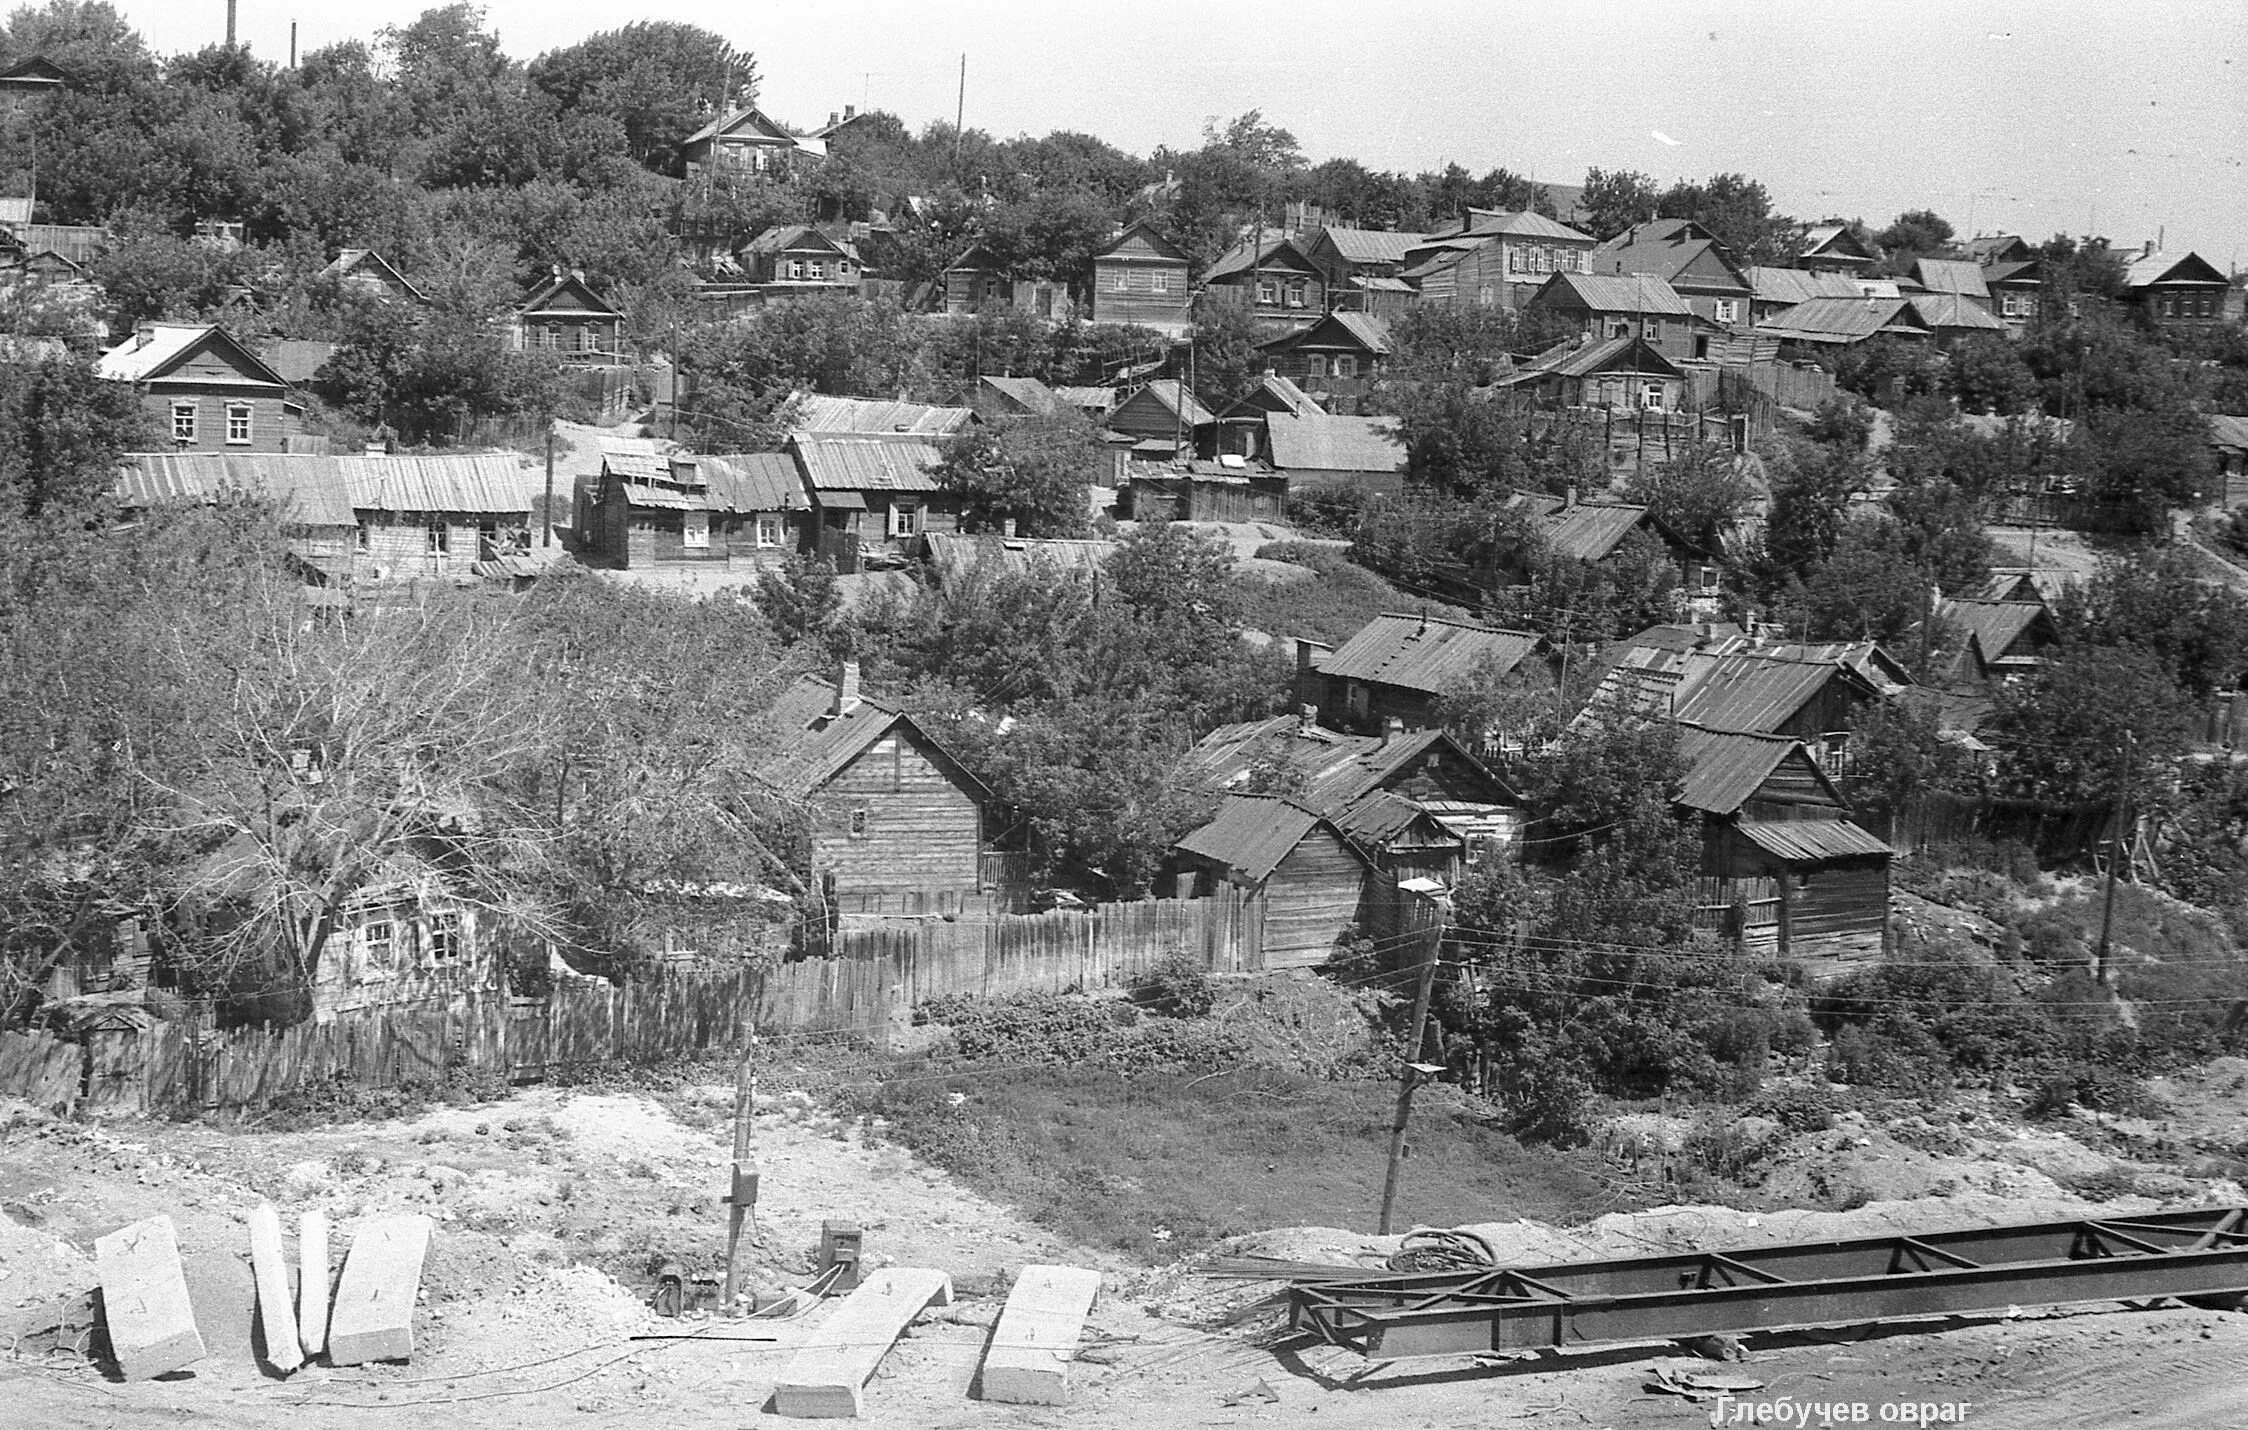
[1110,267,1128,292]
[1151,271,1170,293]
[848,807,869,837]
[889,503,920,538]
[225,402,254,445]
[426,911,461,963]
[426,520,449,555]
[682,510,710,549]
[1507,250,1522,273]
[1643,318,1661,341]
[1305,354,1327,378]
[355,523,369,551]
[576,324,596,352]
[808,260,826,281]
[1477,285,1495,306]
[1256,278,1279,305]
[361,919,396,979]
[785,259,804,280]
[757,514,783,547]
[171,401,198,444]
[1607,319,1631,340]
[1713,299,1738,325]
[1700,563,1720,594]
[1286,279,1307,308]
[2159,295,2175,317]
[539,326,558,349]
[1335,355,1359,379]
[1640,384,1665,410]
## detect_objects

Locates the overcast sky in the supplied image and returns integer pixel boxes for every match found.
[122,0,2248,263]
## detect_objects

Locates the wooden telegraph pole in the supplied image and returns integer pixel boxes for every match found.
[1378,905,1446,1235]
[2094,730,2135,987]
[720,1027,761,1312]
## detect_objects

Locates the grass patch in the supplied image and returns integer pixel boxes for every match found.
[838,1061,1629,1260]
[1234,542,1470,648]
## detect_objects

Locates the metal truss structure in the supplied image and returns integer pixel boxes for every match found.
[1287,1208,2248,1360]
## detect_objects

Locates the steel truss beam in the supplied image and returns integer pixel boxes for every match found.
[1287,1207,2248,1360]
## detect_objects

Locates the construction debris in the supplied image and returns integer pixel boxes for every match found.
[980,1264,1102,1405]
[772,1267,953,1418]
[327,1215,432,1366]
[245,1203,303,1374]
[94,1214,206,1381]
[297,1209,329,1356]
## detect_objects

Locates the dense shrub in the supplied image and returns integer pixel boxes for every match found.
[921,990,1246,1075]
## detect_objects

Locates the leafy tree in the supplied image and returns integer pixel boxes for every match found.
[935,409,1100,537]
[92,230,247,326]
[1657,173,1799,264]
[1845,698,1976,822]
[1986,645,2193,805]
[1759,434,1870,580]
[528,22,755,177]
[1185,303,1275,414]
[1625,440,1754,552]
[2056,551,2248,698]
[2073,407,2215,532]
[1944,334,2038,414]
[1835,334,1943,406]
[1795,517,1936,644]
[1579,167,1660,241]
[0,355,153,518]
[1873,208,1955,270]
[754,553,843,655]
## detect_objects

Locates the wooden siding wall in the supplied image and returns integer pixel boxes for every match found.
[1260,827,1371,969]
[1088,258,1192,332]
[357,512,521,578]
[0,891,1271,1115]
[1785,859,1889,961]
[811,728,984,896]
[142,390,294,453]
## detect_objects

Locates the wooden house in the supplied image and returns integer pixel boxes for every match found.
[740,225,864,295]
[1742,265,1864,326]
[1197,235,1325,329]
[1262,409,1406,497]
[792,434,956,569]
[1253,311,1393,393]
[1087,221,1193,336]
[1399,209,1599,311]
[1796,223,1878,275]
[318,249,425,304]
[701,451,813,563]
[587,452,713,569]
[1525,272,1700,363]
[941,243,1075,320]
[344,452,539,580]
[1939,596,2059,684]
[1754,296,1931,354]
[682,104,826,179]
[307,884,502,1022]
[753,665,996,906]
[2210,415,2248,501]
[791,393,974,437]
[1303,226,1428,296]
[511,269,624,366]
[1594,219,1755,330]
[1208,372,1320,457]
[1106,379,1214,456]
[1576,631,1899,772]
[112,451,360,595]
[96,324,296,453]
[1312,613,1543,734]
[1983,258,2043,335]
[1492,489,1723,598]
[1907,259,1994,311]
[973,374,1062,419]
[1499,335,1687,411]
[2122,247,2235,328]
[1171,795,1376,968]
[1675,726,1893,962]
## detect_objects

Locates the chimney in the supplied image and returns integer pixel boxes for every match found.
[1002,516,1017,538]
[844,104,856,119]
[2144,239,2158,258]
[829,111,839,127]
[1382,716,1404,748]
[831,660,862,717]
[1297,703,1318,734]
[134,322,155,349]
[1564,484,1578,510]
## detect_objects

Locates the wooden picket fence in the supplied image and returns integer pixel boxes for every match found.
[2,890,1268,1116]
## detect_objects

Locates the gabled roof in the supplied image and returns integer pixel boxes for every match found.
[698,452,809,512]
[790,393,973,435]
[1595,219,1752,294]
[0,55,69,87]
[1507,492,1660,561]
[1967,235,2034,265]
[117,451,536,519]
[1174,795,1354,884]
[1941,597,2050,668]
[1180,714,1517,814]
[1909,258,1990,299]
[1506,335,1683,384]
[1903,292,2006,332]
[1580,638,1879,735]
[922,532,1113,588]
[1983,258,2041,287]
[1256,311,1393,356]
[2123,249,2229,290]
[744,224,855,259]
[95,324,289,389]
[685,104,820,154]
[1329,789,1457,849]
[1312,227,1430,265]
[1052,385,1119,414]
[1092,219,1192,266]
[1754,296,1924,344]
[2206,414,2248,455]
[1674,728,1825,815]
[1264,412,1405,473]
[1200,234,1321,284]
[518,269,621,318]
[1744,266,1864,306]
[1320,613,1541,695]
[978,374,1060,415]
[319,248,425,302]
[1737,817,1892,862]
[753,674,989,804]
[1219,373,1321,420]
[1113,379,1215,426]
[346,453,539,514]
[1530,271,1693,316]
[1799,224,1877,264]
[1460,208,1594,244]
[791,435,944,493]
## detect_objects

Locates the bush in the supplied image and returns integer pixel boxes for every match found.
[1750,1081,1844,1134]
[1135,952,1219,1018]
[920,990,1247,1076]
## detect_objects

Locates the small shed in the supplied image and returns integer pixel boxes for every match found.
[1172,795,1375,969]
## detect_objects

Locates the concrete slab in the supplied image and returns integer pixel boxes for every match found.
[326,1216,431,1366]
[246,1203,303,1373]
[298,1209,329,1356]
[980,1265,1102,1405]
[772,1268,953,1418]
[95,1215,206,1380]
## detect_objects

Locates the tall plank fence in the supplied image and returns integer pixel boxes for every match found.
[2,891,1268,1117]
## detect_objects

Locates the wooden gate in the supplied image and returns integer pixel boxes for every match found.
[506,997,548,1084]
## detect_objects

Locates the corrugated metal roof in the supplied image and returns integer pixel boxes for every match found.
[1942,598,2045,666]
[791,392,972,435]
[1463,209,1594,243]
[1535,272,1693,316]
[1904,292,2006,332]
[1745,266,1862,306]
[1675,727,1804,814]
[1320,613,1541,695]
[1265,412,1405,473]
[792,435,943,492]
[922,532,1113,588]
[2206,415,2248,453]
[1173,795,1331,883]
[2123,251,2225,290]
[114,452,357,527]
[1510,336,1682,384]
[1595,222,1751,293]
[1052,385,1117,413]
[1330,789,1450,848]
[349,453,539,514]
[1200,235,1318,283]
[1318,227,1429,265]
[1327,312,1394,353]
[1115,379,1216,427]
[979,375,1060,414]
[1671,651,1848,732]
[602,451,672,481]
[699,452,807,512]
[618,483,702,510]
[1508,493,1656,561]
[1911,259,1991,299]
[1737,818,1891,863]
[1754,297,1922,343]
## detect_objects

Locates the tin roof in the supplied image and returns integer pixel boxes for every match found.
[1462,209,1594,243]
[347,453,540,514]
[1941,598,2047,667]
[979,374,1061,415]
[1910,259,1991,299]
[96,324,287,388]
[1674,727,1812,814]
[1506,337,1682,385]
[752,674,990,803]
[1329,789,1454,849]
[792,435,944,493]
[1754,296,1923,343]
[1737,818,1891,863]
[1744,266,1863,306]
[1173,795,1343,883]
[699,452,808,512]
[1533,271,1693,316]
[114,452,357,527]
[1316,227,1429,265]
[1507,493,1658,562]
[1181,715,1516,815]
[1264,412,1405,473]
[1321,613,1541,696]
[1906,293,2006,332]
[922,532,1113,588]
[791,392,973,435]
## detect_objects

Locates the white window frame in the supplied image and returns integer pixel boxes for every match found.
[1713,299,1738,325]
[1256,277,1279,305]
[426,910,461,965]
[224,401,253,445]
[1335,355,1359,379]
[1110,267,1129,292]
[1640,384,1666,411]
[1305,354,1327,378]
[1286,278,1307,309]
[1643,317,1662,341]
[682,509,710,549]
[888,503,920,539]
[426,520,449,555]
[1151,270,1170,294]
[360,919,396,980]
[171,401,197,444]
[756,514,783,548]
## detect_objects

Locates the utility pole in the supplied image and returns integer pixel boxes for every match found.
[952,55,966,173]
[1378,905,1445,1235]
[542,426,556,547]
[2093,729,2135,987]
[720,1027,761,1313]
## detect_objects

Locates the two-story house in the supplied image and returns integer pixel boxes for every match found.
[1594,218,1755,331]
[95,323,296,452]
[741,225,864,296]
[1198,235,1325,329]
[681,104,826,180]
[1525,271,1699,362]
[512,268,625,365]
[1400,209,1599,310]
[1302,226,1428,314]
[1087,220,1193,336]
[2123,247,2235,328]
[1253,312,1393,391]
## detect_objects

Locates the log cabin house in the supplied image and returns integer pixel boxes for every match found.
[511,269,625,366]
[740,224,864,296]
[2121,247,2236,329]
[1525,272,1701,364]
[682,103,827,179]
[1498,335,1688,412]
[1796,223,1879,275]
[1171,795,1376,969]
[1594,219,1755,330]
[1675,726,1894,963]
[345,453,539,580]
[585,451,810,570]
[1087,220,1194,336]
[793,434,957,571]
[1197,234,1326,329]
[1311,612,1544,735]
[1253,311,1393,391]
[1105,379,1215,458]
[1938,596,2059,684]
[753,664,998,909]
[1399,209,1599,311]
[96,323,297,453]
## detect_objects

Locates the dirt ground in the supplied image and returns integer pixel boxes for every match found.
[6,1082,2248,1429]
